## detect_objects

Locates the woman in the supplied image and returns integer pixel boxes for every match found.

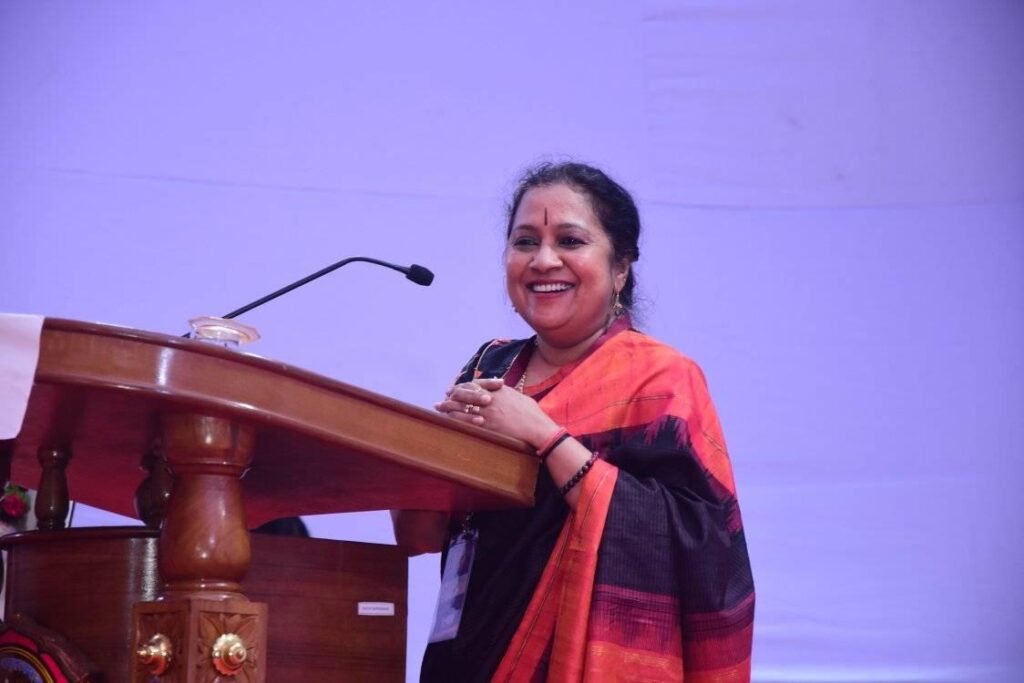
[393,162,754,682]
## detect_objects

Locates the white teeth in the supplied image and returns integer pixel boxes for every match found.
[530,283,572,293]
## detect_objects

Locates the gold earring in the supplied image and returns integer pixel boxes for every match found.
[612,291,624,317]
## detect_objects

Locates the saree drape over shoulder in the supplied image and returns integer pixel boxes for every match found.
[420,319,754,682]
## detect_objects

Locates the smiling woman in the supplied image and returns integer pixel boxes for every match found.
[392,162,755,682]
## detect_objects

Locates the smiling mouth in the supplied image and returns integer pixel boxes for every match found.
[529,283,573,293]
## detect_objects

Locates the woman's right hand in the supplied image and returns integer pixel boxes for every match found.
[433,381,492,427]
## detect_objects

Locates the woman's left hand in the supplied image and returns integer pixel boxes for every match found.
[434,378,559,449]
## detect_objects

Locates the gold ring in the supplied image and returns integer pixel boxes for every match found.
[465,404,480,415]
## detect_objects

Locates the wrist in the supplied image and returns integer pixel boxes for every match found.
[528,419,562,450]
[536,427,571,462]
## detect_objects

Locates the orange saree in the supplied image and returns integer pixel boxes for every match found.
[421,318,754,682]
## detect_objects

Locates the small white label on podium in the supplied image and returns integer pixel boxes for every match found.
[357,601,395,617]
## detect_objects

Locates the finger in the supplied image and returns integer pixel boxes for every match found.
[434,401,462,414]
[475,378,506,392]
[436,399,461,414]
[439,405,485,426]
[449,387,492,405]
[435,399,486,416]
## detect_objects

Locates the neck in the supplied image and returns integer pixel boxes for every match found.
[534,323,608,368]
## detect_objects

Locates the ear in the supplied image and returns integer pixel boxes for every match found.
[613,260,630,293]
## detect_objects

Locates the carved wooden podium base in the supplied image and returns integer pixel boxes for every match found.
[134,599,267,682]
[130,414,267,683]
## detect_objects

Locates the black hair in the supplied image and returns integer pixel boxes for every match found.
[505,162,641,310]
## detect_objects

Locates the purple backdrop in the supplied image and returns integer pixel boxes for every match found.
[1,2,1021,680]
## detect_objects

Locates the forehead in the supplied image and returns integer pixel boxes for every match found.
[513,184,599,227]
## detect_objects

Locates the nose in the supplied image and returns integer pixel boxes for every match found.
[530,242,562,271]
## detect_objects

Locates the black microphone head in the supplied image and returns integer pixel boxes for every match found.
[405,264,434,286]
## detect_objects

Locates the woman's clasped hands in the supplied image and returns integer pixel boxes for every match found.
[434,378,557,449]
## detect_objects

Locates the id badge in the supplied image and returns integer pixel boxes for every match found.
[428,528,478,643]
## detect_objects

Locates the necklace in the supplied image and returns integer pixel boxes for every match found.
[515,338,538,393]
[512,337,544,395]
[515,368,527,393]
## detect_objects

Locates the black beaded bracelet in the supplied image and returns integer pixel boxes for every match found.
[559,452,598,497]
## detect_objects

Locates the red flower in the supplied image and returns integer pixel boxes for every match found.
[0,487,29,520]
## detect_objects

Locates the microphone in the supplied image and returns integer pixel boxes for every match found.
[221,256,434,320]
[404,263,435,287]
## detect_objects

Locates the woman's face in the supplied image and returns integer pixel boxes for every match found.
[505,183,628,348]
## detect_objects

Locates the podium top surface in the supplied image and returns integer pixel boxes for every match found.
[9,318,537,526]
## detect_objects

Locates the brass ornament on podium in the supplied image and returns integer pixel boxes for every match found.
[136,633,174,676]
[210,632,249,676]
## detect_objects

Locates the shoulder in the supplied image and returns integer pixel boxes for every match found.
[455,336,533,383]
[613,330,706,383]
[598,330,717,410]
[608,331,728,449]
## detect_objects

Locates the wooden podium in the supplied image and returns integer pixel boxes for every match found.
[0,318,537,682]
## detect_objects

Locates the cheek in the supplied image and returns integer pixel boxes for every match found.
[505,254,523,295]
[579,254,615,286]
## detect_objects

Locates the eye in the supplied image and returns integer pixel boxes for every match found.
[559,236,586,248]
[511,235,539,249]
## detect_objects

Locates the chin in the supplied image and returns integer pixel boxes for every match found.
[530,324,590,347]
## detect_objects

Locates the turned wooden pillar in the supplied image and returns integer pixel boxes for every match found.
[159,414,253,600]
[131,413,266,683]
[35,447,70,530]
[135,439,174,530]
